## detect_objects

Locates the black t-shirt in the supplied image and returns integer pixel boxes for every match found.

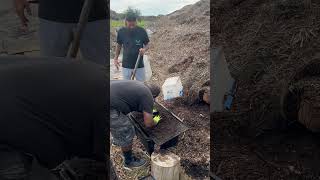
[38,0,108,23]
[110,80,153,115]
[0,57,109,168]
[117,27,150,69]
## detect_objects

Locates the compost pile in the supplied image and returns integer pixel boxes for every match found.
[211,0,320,179]
[147,0,210,103]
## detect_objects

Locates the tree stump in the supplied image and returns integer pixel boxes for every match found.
[298,99,320,132]
[151,151,180,180]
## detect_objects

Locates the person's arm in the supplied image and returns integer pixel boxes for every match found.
[143,111,156,128]
[139,43,150,55]
[139,29,150,55]
[114,44,122,70]
[13,0,31,28]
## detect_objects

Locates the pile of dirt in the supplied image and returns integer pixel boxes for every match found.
[147,0,210,104]
[211,0,320,179]
[144,1,210,178]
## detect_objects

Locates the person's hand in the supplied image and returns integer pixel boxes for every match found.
[139,48,146,55]
[13,0,31,28]
[143,112,156,128]
[144,118,156,128]
[113,58,120,71]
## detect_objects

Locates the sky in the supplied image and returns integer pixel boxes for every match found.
[110,0,201,16]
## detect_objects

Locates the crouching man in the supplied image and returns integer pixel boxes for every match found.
[110,80,160,170]
[0,57,108,180]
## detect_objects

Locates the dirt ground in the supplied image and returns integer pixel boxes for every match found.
[110,61,210,179]
[211,0,320,179]
[111,99,210,180]
[110,1,210,179]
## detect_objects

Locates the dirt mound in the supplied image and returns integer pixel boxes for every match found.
[212,0,320,179]
[148,0,210,104]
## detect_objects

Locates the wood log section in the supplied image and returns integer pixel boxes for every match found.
[296,77,320,132]
[151,151,181,180]
[298,99,320,132]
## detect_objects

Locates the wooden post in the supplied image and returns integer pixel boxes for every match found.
[151,151,180,180]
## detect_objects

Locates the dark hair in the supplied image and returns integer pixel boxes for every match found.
[145,83,160,98]
[125,14,137,21]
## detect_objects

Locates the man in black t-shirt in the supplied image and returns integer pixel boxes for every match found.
[0,57,108,180]
[13,0,108,65]
[110,80,160,170]
[113,14,150,81]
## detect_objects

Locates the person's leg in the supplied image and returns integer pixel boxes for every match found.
[122,68,133,80]
[0,144,59,180]
[38,18,74,57]
[0,145,32,180]
[79,19,108,65]
[135,68,146,82]
[110,109,146,169]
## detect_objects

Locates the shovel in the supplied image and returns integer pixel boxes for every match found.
[67,0,94,58]
[130,53,142,80]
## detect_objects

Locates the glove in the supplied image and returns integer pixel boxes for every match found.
[152,108,161,124]
[153,114,161,124]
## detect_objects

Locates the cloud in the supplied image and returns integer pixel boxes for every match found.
[110,0,200,16]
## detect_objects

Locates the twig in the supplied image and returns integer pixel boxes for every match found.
[210,171,222,180]
[215,160,224,175]
[253,150,283,170]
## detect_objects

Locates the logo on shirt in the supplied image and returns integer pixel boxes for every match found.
[135,40,141,46]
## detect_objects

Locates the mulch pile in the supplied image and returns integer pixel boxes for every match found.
[148,0,210,104]
[211,0,320,179]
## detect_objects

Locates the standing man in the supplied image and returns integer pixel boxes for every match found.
[0,57,108,180]
[110,80,160,169]
[13,0,108,65]
[113,14,150,81]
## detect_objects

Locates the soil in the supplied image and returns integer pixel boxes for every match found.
[212,112,320,180]
[161,99,210,178]
[211,0,320,179]
[130,103,189,145]
[111,99,210,179]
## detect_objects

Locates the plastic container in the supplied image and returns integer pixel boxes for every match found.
[143,55,152,81]
[162,76,183,100]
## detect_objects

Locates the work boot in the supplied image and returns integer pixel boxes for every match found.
[123,156,146,170]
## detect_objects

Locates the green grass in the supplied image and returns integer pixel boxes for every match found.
[111,20,146,28]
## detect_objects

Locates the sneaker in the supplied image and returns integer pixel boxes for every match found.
[123,156,146,170]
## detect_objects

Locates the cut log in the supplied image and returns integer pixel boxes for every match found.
[151,151,180,180]
[298,99,320,132]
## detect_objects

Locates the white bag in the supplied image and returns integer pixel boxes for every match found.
[143,55,152,81]
[162,76,184,100]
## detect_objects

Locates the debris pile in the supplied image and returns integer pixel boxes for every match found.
[148,0,210,104]
[212,0,320,179]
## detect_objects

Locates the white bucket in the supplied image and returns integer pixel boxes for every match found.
[162,76,183,100]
